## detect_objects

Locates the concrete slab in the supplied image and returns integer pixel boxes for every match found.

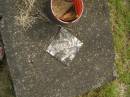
[0,0,4,16]
[0,13,14,97]
[1,0,115,97]
[0,59,15,97]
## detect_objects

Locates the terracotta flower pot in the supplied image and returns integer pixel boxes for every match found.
[50,0,84,24]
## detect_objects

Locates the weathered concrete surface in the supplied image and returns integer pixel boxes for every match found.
[0,13,14,96]
[0,0,4,16]
[0,59,15,97]
[1,0,115,97]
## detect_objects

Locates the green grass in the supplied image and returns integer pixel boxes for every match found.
[81,0,130,97]
[85,82,119,97]
[111,0,130,85]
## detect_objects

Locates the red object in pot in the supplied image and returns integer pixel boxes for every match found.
[72,0,84,17]
[51,0,84,24]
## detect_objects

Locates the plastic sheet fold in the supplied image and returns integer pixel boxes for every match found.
[46,27,83,65]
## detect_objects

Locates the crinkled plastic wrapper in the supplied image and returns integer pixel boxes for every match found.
[46,27,83,66]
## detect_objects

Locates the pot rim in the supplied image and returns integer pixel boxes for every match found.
[50,0,84,24]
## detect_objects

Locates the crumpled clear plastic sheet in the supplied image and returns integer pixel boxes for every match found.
[46,27,83,66]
